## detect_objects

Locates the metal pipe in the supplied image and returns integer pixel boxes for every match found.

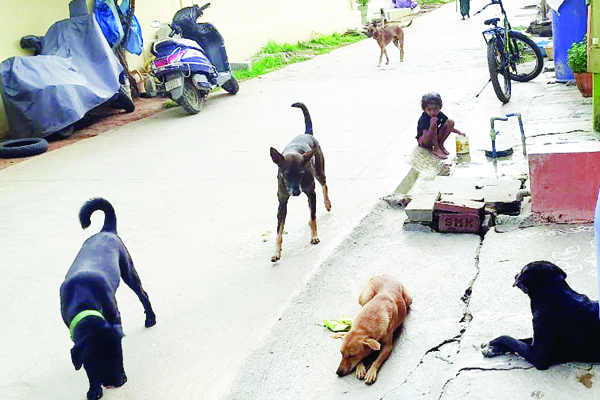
[490,116,508,158]
[506,113,526,156]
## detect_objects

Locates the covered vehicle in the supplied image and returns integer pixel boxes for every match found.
[0,12,130,139]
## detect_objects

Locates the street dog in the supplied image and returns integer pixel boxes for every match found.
[366,19,413,67]
[60,198,156,400]
[269,102,331,262]
[482,260,600,370]
[332,275,412,383]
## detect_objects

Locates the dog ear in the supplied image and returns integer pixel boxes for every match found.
[363,338,381,351]
[270,148,284,165]
[71,345,83,370]
[330,332,347,340]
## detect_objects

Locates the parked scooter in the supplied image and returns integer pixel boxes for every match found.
[150,2,239,114]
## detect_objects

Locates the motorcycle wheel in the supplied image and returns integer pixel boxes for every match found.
[222,76,239,94]
[179,80,204,115]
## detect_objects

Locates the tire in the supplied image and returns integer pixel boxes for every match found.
[179,80,204,115]
[487,39,511,104]
[506,30,544,82]
[221,76,239,94]
[0,138,48,159]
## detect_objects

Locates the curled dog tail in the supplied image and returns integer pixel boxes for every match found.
[291,102,313,135]
[402,20,413,29]
[79,198,117,233]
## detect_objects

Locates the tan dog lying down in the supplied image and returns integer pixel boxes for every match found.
[332,275,412,383]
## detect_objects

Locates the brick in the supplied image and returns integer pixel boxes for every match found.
[438,213,480,233]
[434,197,485,214]
[405,192,440,222]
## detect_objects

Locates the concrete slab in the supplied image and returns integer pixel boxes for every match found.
[410,176,523,210]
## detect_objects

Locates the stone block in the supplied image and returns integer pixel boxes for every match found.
[405,192,440,222]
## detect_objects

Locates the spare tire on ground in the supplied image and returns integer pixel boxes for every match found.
[0,138,49,158]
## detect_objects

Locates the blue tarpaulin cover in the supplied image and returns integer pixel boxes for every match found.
[0,14,122,139]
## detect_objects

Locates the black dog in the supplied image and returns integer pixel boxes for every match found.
[269,102,331,262]
[60,198,156,400]
[482,260,600,369]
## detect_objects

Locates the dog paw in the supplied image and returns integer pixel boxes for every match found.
[325,200,332,212]
[355,363,367,379]
[481,343,504,358]
[145,316,156,328]
[271,253,281,262]
[364,368,378,384]
[310,237,320,245]
[87,387,103,400]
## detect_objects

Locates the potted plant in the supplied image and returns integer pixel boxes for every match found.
[357,0,369,26]
[567,38,592,97]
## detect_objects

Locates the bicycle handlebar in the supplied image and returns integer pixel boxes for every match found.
[474,0,503,16]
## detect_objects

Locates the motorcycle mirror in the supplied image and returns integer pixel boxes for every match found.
[149,20,163,28]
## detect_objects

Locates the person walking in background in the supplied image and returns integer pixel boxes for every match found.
[459,0,470,19]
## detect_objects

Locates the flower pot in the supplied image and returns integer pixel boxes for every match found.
[574,72,592,98]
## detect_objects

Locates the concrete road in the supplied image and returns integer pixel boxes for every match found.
[0,0,583,399]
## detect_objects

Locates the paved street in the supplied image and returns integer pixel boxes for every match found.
[0,0,597,399]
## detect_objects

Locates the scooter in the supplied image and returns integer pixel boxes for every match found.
[150,2,238,114]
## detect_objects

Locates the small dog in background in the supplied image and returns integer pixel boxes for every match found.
[269,102,331,262]
[366,17,413,67]
[60,198,156,400]
[482,260,600,370]
[332,275,412,384]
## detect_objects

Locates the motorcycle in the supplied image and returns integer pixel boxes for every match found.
[150,2,239,115]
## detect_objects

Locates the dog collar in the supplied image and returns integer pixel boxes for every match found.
[69,310,104,341]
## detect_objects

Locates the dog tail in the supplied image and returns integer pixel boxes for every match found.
[79,198,117,233]
[291,102,313,135]
[402,20,413,29]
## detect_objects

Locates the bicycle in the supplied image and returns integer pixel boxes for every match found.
[475,0,544,103]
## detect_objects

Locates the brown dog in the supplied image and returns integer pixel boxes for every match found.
[332,275,412,384]
[367,20,413,67]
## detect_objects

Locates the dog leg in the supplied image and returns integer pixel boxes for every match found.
[314,151,331,212]
[85,369,103,400]
[272,196,289,261]
[364,341,392,384]
[120,251,157,327]
[483,335,550,370]
[307,191,319,244]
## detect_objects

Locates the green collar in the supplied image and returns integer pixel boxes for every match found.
[69,310,104,341]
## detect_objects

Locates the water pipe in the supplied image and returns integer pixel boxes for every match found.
[490,116,508,158]
[506,113,526,156]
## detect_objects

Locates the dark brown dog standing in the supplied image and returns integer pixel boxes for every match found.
[269,102,331,262]
[332,275,412,384]
[367,20,413,67]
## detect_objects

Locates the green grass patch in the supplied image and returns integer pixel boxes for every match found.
[234,32,365,81]
[418,0,453,6]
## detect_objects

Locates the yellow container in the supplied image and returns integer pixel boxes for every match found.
[455,135,470,155]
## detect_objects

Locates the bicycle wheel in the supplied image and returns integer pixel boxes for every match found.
[487,39,511,103]
[507,30,543,82]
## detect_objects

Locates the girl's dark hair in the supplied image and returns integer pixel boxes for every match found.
[421,92,443,110]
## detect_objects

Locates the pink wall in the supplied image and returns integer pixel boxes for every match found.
[529,142,600,223]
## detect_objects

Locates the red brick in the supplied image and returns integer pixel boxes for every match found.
[438,213,480,233]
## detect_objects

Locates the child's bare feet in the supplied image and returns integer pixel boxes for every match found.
[432,148,448,159]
